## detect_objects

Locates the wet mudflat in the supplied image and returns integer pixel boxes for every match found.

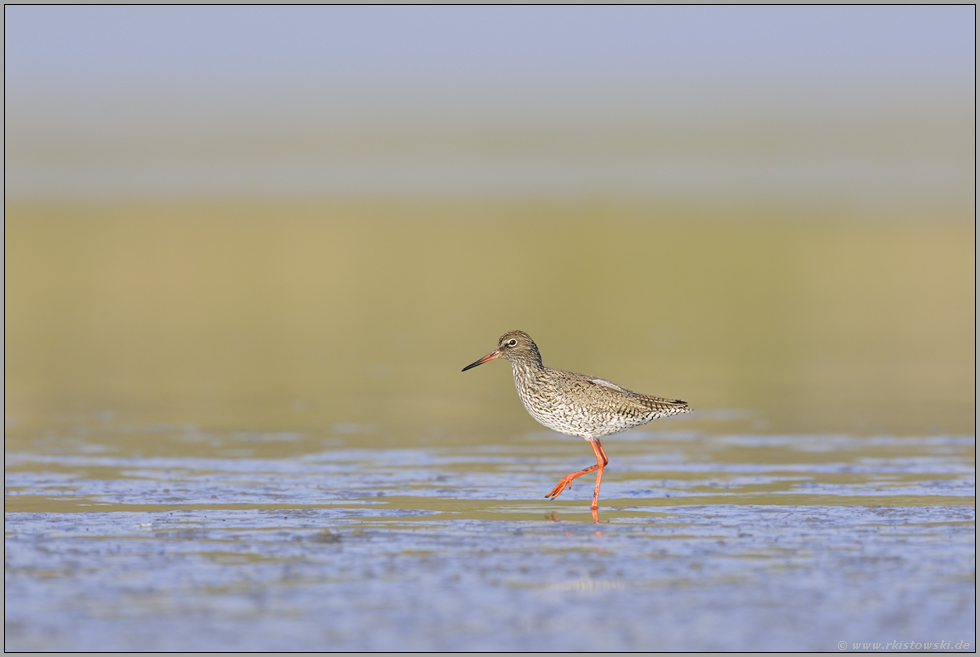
[5,432,975,651]
[5,203,974,650]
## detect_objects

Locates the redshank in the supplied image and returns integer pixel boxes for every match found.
[463,330,690,511]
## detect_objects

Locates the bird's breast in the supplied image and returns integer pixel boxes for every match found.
[511,370,600,439]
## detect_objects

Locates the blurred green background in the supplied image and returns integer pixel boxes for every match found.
[4,7,975,452]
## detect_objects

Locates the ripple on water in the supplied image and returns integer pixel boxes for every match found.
[4,432,975,650]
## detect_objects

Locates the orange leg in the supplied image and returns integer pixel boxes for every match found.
[591,438,609,509]
[545,438,609,510]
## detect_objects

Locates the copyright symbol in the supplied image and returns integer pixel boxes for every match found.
[838,641,847,650]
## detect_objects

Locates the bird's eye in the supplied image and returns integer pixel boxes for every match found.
[507,339,517,347]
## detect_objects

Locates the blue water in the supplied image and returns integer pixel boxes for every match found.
[4,432,976,651]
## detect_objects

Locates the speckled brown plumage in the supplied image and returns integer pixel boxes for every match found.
[462,330,690,512]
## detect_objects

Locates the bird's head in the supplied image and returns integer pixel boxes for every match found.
[462,330,542,371]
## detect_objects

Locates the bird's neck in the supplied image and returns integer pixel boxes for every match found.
[509,358,544,387]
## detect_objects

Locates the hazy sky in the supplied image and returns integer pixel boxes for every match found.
[4,6,975,203]
[5,6,974,90]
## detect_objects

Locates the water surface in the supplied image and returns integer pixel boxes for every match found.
[5,201,976,650]
[5,430,975,651]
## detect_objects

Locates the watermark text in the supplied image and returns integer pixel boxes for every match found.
[839,640,972,651]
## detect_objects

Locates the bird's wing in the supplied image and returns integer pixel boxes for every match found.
[556,371,690,417]
[552,372,641,407]
[590,377,628,392]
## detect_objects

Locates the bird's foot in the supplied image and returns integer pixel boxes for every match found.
[545,474,577,500]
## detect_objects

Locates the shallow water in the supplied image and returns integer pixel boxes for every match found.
[5,431,975,651]
[4,202,976,650]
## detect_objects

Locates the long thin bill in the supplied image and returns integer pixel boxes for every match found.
[461,350,500,372]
